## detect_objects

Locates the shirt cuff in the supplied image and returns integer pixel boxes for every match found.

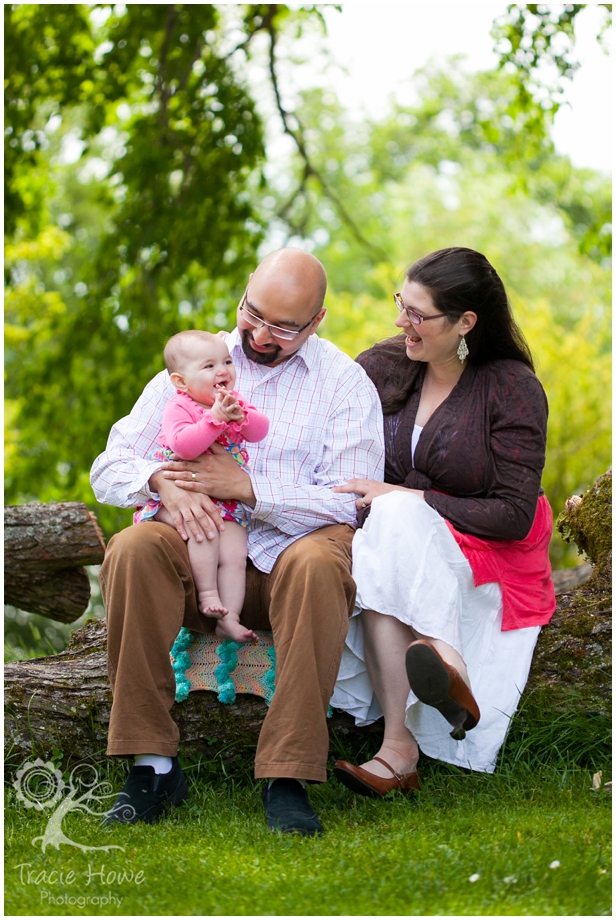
[249,472,276,521]
[140,460,166,503]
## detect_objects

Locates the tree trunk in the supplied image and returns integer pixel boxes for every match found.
[4,619,381,765]
[4,475,611,766]
[4,502,106,623]
[527,469,613,715]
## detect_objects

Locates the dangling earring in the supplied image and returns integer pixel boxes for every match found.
[457,336,469,362]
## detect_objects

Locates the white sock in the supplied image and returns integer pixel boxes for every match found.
[134,754,173,774]
[268,778,306,788]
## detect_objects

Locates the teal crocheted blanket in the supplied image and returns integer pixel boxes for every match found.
[170,628,276,706]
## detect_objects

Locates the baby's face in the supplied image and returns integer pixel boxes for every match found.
[178,338,236,406]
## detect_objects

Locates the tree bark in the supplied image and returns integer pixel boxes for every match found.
[4,502,106,623]
[4,476,611,766]
[4,619,381,765]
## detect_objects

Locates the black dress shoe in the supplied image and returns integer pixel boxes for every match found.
[262,779,323,836]
[103,757,188,825]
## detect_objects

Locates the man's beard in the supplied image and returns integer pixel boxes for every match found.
[241,331,282,366]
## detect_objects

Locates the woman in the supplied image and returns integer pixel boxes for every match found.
[331,247,556,796]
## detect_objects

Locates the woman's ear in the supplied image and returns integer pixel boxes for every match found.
[170,371,188,392]
[460,311,477,334]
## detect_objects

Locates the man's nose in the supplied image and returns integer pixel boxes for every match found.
[252,323,275,344]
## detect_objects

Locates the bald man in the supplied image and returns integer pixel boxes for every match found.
[91,249,384,835]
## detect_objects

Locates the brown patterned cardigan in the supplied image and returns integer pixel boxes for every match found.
[356,335,549,542]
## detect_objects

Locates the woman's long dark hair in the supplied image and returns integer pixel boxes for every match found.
[408,247,534,370]
[365,247,534,414]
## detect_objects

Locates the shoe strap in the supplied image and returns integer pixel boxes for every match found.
[372,756,405,782]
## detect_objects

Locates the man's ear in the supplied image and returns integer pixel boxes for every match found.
[310,309,327,333]
[170,371,188,392]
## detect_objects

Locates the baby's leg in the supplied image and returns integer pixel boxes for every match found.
[215,521,257,644]
[153,507,227,619]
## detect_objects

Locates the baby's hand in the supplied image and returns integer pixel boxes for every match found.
[211,386,245,424]
[224,398,245,423]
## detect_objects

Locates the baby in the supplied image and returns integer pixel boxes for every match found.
[134,330,269,643]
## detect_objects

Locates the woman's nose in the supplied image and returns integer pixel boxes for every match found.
[394,312,407,330]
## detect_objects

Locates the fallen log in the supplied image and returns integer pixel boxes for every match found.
[4,502,106,623]
[3,618,381,765]
[4,475,611,766]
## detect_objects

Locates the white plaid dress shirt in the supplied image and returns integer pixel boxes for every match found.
[91,329,385,572]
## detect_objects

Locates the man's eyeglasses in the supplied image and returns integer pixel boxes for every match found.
[239,293,320,341]
[394,292,451,325]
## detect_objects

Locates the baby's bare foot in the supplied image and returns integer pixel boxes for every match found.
[215,617,258,644]
[198,591,228,620]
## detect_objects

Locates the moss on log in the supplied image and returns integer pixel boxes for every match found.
[525,469,612,718]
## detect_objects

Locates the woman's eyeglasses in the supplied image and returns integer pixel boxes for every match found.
[393,292,450,325]
[239,293,320,341]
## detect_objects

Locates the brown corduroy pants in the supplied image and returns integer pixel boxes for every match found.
[100,521,356,782]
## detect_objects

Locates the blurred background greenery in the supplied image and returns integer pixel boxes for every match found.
[4,4,611,658]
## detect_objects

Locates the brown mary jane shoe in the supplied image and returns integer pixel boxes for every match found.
[405,639,480,740]
[333,756,420,799]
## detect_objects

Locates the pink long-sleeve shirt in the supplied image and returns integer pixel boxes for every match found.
[160,390,269,460]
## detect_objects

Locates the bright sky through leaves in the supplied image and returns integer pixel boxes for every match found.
[320,3,610,172]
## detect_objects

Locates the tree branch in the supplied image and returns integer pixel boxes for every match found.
[157,5,178,128]
[263,10,388,262]
[177,37,203,94]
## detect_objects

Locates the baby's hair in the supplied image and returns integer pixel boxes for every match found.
[164,330,222,374]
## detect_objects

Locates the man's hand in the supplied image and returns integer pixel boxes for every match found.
[149,471,225,542]
[161,442,257,507]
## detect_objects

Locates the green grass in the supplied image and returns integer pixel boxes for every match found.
[4,760,611,916]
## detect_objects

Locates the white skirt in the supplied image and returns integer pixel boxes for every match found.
[331,492,541,773]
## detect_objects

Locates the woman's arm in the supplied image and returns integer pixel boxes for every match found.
[333,479,423,509]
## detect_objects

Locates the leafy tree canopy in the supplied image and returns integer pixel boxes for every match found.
[4,4,611,556]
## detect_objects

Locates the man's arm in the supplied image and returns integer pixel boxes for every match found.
[163,372,385,534]
[90,371,173,508]
[250,381,384,533]
[90,370,225,541]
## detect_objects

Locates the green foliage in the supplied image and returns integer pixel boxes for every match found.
[4,7,611,561]
[491,4,612,126]
[4,4,96,235]
[3,3,303,533]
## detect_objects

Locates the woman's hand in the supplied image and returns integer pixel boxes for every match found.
[149,471,224,542]
[333,479,424,510]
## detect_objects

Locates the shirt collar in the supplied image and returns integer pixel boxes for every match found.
[225,327,318,372]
